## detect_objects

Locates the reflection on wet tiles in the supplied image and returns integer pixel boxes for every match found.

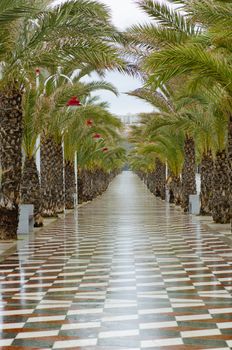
[0,172,232,349]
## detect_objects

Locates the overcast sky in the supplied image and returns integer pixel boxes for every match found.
[94,0,155,116]
[95,0,155,116]
[55,0,155,116]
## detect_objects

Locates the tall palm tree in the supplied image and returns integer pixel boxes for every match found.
[0,1,36,239]
[21,87,43,227]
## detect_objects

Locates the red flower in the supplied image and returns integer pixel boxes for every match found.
[66,96,81,107]
[86,119,93,126]
[35,68,40,75]
[93,133,101,139]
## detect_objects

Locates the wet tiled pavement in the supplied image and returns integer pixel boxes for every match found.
[1,171,232,349]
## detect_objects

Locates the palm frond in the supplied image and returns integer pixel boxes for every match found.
[136,0,196,34]
[127,23,190,49]
[144,44,232,93]
[127,88,174,113]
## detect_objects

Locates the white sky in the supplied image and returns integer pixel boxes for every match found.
[93,0,153,116]
[55,0,155,116]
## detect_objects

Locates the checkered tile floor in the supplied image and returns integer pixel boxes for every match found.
[1,172,232,349]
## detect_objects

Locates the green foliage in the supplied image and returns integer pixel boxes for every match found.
[0,0,125,86]
[6,0,128,178]
[22,87,39,158]
[64,103,125,173]
[125,0,232,178]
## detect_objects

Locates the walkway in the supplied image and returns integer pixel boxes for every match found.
[1,172,232,350]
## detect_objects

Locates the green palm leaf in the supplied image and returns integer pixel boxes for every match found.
[144,44,232,93]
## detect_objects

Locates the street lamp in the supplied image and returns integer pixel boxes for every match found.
[65,95,82,208]
[43,66,73,94]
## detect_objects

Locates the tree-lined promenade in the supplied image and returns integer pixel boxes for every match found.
[0,0,231,240]
[0,0,126,239]
[127,0,232,224]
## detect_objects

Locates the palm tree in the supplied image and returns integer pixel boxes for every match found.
[0,1,36,239]
[21,87,43,227]
[0,0,124,238]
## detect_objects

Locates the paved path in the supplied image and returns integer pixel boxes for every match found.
[1,172,232,349]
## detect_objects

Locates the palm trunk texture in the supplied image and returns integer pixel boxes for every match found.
[200,152,214,216]
[77,170,84,204]
[78,169,112,204]
[212,150,231,224]
[40,135,57,217]
[155,159,166,200]
[228,116,232,227]
[147,172,156,195]
[0,87,23,239]
[65,161,76,209]
[53,141,64,213]
[181,137,197,212]
[169,174,182,206]
[21,156,43,227]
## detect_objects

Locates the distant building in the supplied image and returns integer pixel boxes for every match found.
[118,114,141,137]
[119,114,141,126]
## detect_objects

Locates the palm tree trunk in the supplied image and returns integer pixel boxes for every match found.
[40,135,57,217]
[93,170,99,198]
[229,115,232,164]
[84,170,93,201]
[21,156,43,227]
[155,159,166,200]
[0,87,23,239]
[200,151,214,216]
[143,173,148,185]
[181,136,196,212]
[81,170,89,202]
[78,170,84,204]
[102,171,109,192]
[147,171,156,195]
[228,116,232,227]
[212,150,231,224]
[169,174,182,205]
[174,177,182,205]
[77,169,112,204]
[64,161,76,209]
[97,170,104,196]
[146,173,152,192]
[92,171,100,199]
[91,170,110,200]
[91,172,98,199]
[53,141,64,213]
